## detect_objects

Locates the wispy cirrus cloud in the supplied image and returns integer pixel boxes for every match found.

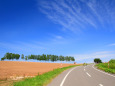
[0,36,68,56]
[0,42,47,55]
[39,0,115,32]
[108,43,115,46]
[55,35,63,39]
[49,35,68,44]
[70,51,115,63]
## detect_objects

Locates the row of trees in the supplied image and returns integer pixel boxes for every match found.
[94,58,115,63]
[26,54,75,61]
[1,53,20,61]
[1,52,75,62]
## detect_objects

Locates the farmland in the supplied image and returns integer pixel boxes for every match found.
[0,61,77,80]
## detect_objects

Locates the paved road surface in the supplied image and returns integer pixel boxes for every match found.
[47,64,115,86]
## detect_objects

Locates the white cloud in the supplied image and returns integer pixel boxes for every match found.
[70,51,115,63]
[50,35,67,44]
[0,37,68,56]
[0,42,46,54]
[55,36,63,39]
[108,43,115,46]
[39,0,115,32]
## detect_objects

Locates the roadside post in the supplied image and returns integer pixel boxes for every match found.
[61,63,62,68]
[108,61,109,68]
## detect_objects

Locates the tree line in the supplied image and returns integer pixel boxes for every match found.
[1,53,20,61]
[1,52,75,62]
[94,58,115,63]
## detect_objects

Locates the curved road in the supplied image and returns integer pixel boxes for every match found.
[47,64,115,86]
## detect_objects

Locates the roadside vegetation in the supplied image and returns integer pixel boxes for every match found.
[95,59,115,74]
[1,52,75,62]
[83,63,88,66]
[13,65,78,86]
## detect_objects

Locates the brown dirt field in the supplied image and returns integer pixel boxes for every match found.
[0,61,77,80]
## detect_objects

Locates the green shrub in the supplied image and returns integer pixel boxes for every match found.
[96,63,115,74]
[109,59,115,63]
[109,63,115,69]
[105,68,111,72]
[83,63,87,66]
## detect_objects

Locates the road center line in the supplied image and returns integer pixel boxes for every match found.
[99,84,103,86]
[84,66,86,71]
[84,66,86,68]
[60,66,79,86]
[86,72,91,77]
[92,64,115,78]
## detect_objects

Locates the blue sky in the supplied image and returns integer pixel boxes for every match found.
[0,0,115,63]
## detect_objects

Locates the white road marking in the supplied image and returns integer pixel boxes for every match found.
[86,72,91,77]
[99,84,103,86]
[84,66,86,71]
[60,66,79,86]
[84,68,85,71]
[84,66,86,68]
[92,64,115,78]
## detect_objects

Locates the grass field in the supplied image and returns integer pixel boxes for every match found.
[14,65,78,86]
[96,63,115,74]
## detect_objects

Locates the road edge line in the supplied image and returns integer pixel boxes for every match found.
[60,66,79,86]
[92,64,115,78]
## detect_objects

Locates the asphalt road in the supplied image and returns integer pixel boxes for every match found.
[47,64,115,86]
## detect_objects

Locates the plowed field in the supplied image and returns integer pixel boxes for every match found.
[0,61,76,80]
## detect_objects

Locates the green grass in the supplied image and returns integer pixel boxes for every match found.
[96,63,115,74]
[14,65,78,86]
